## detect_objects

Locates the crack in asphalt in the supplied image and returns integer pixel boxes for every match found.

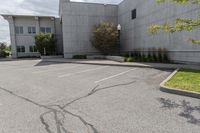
[40,111,54,133]
[0,80,136,133]
[46,80,136,133]
[0,87,51,110]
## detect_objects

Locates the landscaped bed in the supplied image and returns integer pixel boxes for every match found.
[165,69,200,93]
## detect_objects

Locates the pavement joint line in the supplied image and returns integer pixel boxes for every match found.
[17,64,69,71]
[32,65,83,74]
[94,68,138,83]
[58,66,109,78]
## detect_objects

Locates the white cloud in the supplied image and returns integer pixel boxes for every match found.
[0,0,123,43]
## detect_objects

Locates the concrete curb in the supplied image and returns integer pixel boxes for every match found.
[160,68,200,99]
[106,56,125,62]
[42,59,175,70]
[41,56,64,59]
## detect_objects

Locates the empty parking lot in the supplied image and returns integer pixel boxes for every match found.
[0,60,199,133]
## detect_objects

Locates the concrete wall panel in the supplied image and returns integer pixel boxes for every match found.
[118,0,200,63]
[61,1,118,58]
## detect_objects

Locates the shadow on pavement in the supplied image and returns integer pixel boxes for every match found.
[34,61,67,67]
[157,97,200,126]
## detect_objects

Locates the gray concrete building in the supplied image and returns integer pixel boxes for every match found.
[118,0,200,64]
[2,0,200,63]
[59,0,118,58]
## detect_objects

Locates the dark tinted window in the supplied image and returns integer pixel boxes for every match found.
[17,46,25,52]
[20,27,24,34]
[15,26,23,34]
[40,27,46,33]
[28,27,36,34]
[46,27,51,33]
[40,27,51,33]
[32,27,36,33]
[29,46,37,52]
[28,27,32,33]
[132,9,136,19]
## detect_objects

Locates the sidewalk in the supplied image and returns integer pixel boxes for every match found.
[42,58,200,70]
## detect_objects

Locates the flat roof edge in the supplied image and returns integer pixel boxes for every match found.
[0,14,57,18]
[69,1,119,6]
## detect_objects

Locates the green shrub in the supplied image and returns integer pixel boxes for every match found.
[35,33,56,56]
[163,52,169,63]
[141,54,147,62]
[147,53,153,62]
[157,48,163,62]
[125,48,169,63]
[124,58,127,62]
[0,50,9,58]
[152,52,157,62]
[72,55,87,59]
[91,22,118,55]
[124,53,129,58]
[126,57,134,62]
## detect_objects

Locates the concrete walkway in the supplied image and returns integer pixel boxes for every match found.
[42,58,200,70]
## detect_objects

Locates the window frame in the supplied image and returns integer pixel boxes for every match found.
[28,26,36,34]
[29,45,37,53]
[46,27,51,33]
[131,9,137,20]
[15,26,24,34]
[17,46,25,53]
[40,27,51,33]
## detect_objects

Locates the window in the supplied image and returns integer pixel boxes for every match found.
[40,27,51,33]
[40,27,46,33]
[15,26,23,34]
[28,27,36,34]
[132,9,136,20]
[46,27,51,33]
[29,46,37,52]
[17,46,25,53]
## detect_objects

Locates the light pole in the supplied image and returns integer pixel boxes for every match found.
[117,24,121,55]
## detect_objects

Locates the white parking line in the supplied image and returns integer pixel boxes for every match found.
[94,68,137,83]
[58,66,109,78]
[32,65,82,74]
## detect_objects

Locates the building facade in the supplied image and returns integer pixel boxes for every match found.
[60,0,118,58]
[118,0,200,64]
[2,0,200,63]
[2,15,63,58]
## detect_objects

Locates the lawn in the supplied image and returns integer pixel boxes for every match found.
[165,69,200,93]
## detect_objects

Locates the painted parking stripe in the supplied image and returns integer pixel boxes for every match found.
[32,65,82,74]
[94,68,137,83]
[58,66,109,78]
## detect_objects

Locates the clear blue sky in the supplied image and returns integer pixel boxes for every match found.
[0,0,123,44]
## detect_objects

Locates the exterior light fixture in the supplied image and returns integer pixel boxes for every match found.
[117,24,121,55]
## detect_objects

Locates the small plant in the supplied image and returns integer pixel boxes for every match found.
[0,42,10,58]
[162,48,169,63]
[126,57,134,62]
[152,48,157,62]
[158,48,163,62]
[124,48,169,63]
[141,54,147,62]
[147,51,153,62]
[72,55,87,59]
[124,53,129,58]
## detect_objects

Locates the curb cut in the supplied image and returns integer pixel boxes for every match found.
[160,68,200,99]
